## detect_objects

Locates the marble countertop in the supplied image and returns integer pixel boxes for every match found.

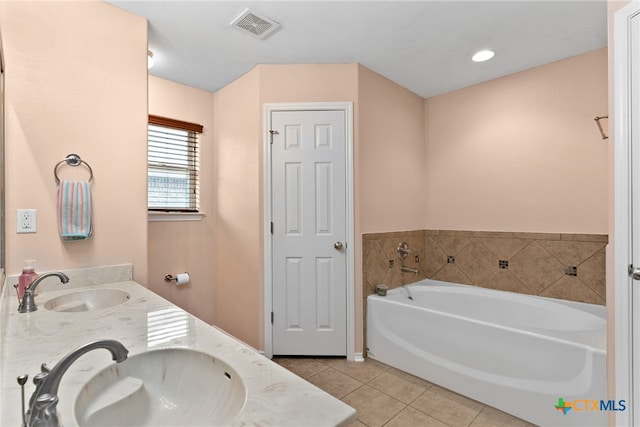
[0,268,356,426]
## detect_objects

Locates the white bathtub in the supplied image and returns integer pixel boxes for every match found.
[366,279,607,426]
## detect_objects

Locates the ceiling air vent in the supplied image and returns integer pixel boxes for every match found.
[230,9,280,40]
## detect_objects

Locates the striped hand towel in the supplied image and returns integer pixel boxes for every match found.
[58,180,93,241]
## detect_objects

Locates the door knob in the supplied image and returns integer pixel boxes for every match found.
[334,242,344,251]
[630,266,640,280]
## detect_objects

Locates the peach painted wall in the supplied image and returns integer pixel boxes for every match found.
[212,63,425,353]
[357,65,426,233]
[148,76,215,324]
[212,68,261,348]
[257,64,359,104]
[424,48,609,235]
[356,65,426,354]
[0,1,148,283]
[213,64,363,350]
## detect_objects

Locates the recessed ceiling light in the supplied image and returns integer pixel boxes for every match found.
[472,50,495,62]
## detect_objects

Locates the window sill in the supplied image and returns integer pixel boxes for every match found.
[148,212,205,222]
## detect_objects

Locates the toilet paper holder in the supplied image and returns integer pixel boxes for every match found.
[164,272,190,285]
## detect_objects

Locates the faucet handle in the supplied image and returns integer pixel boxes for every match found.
[35,393,58,407]
[40,363,50,374]
[34,372,46,383]
[28,370,50,423]
[33,370,48,387]
[397,242,414,258]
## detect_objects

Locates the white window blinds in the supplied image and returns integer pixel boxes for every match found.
[148,115,203,212]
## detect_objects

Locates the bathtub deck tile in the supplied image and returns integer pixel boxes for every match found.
[455,239,498,284]
[539,275,606,305]
[385,406,449,427]
[538,239,606,267]
[578,248,606,300]
[342,385,406,427]
[432,263,473,285]
[365,242,391,289]
[306,367,363,400]
[476,237,530,260]
[480,270,533,295]
[410,385,484,427]
[509,241,565,293]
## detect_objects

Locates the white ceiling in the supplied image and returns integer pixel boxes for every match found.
[106,1,608,99]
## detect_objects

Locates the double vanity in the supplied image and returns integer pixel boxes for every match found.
[0,265,356,426]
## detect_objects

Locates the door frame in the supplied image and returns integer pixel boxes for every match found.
[614,2,640,426]
[263,102,356,360]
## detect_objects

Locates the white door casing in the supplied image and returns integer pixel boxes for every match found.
[263,103,356,359]
[614,2,640,426]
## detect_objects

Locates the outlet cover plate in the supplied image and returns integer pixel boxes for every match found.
[17,209,36,233]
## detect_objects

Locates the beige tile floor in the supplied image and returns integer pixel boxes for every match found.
[273,356,537,427]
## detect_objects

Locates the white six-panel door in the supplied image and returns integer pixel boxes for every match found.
[270,109,347,355]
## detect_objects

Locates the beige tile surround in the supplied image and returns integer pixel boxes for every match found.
[363,229,607,305]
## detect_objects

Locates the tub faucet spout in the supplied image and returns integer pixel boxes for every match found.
[400,266,419,275]
[25,340,129,427]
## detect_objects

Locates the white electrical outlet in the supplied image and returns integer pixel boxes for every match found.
[17,209,37,233]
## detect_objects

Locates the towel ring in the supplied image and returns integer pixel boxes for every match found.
[54,154,94,185]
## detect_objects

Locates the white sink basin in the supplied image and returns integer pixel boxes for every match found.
[74,348,247,426]
[43,289,130,312]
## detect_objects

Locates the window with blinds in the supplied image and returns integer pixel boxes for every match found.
[148,115,203,212]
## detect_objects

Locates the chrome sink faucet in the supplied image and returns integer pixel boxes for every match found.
[17,272,70,313]
[23,340,129,427]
